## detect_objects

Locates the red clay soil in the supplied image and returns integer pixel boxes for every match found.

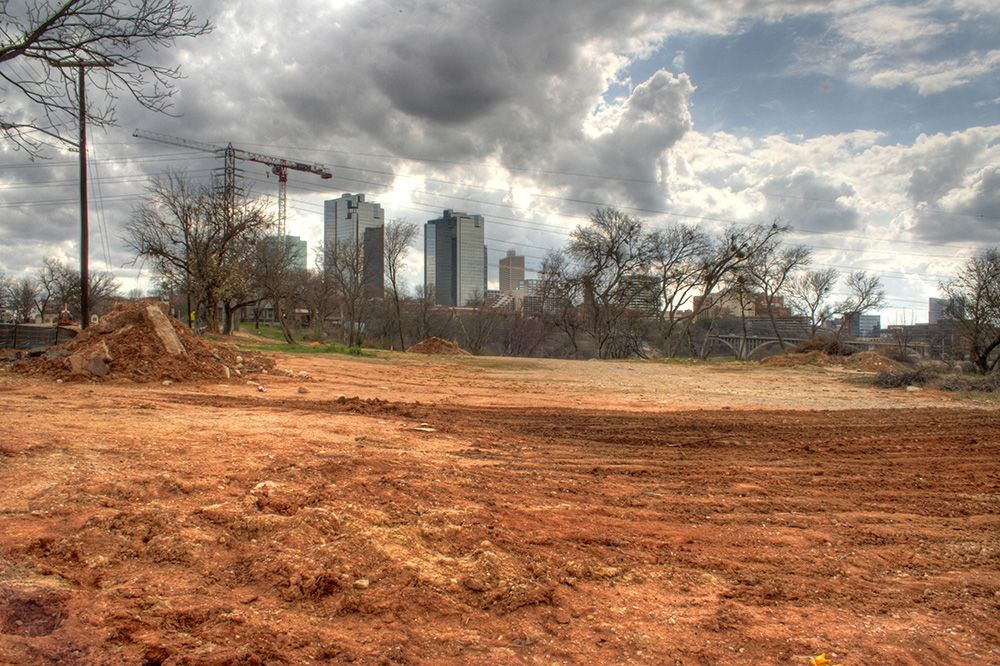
[0,359,997,664]
[406,337,471,355]
[12,301,274,383]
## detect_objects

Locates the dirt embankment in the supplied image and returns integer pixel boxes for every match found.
[12,301,274,383]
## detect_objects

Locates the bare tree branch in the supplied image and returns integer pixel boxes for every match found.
[1,0,211,155]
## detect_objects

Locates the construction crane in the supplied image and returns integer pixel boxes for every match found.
[132,129,333,239]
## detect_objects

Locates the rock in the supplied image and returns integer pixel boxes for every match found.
[43,349,70,361]
[252,480,278,494]
[86,355,110,377]
[297,387,309,394]
[905,385,923,392]
[145,304,186,356]
[67,354,88,375]
[162,380,173,386]
[462,576,489,592]
[222,365,231,379]
[353,578,370,590]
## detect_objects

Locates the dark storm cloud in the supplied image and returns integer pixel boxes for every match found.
[913,165,1000,244]
[375,36,515,124]
[759,168,860,232]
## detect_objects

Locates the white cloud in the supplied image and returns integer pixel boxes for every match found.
[857,49,1000,95]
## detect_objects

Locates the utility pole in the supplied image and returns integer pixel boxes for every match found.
[77,65,89,329]
[55,61,112,329]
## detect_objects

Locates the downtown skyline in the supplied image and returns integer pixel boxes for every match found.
[2,0,998,325]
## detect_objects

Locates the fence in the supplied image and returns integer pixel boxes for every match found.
[0,323,77,350]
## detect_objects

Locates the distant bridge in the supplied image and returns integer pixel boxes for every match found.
[709,335,803,361]
[708,334,927,361]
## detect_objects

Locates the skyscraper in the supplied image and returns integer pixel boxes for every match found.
[324,193,385,296]
[424,210,486,307]
[263,235,308,270]
[499,249,525,294]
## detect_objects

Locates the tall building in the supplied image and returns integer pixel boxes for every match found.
[845,312,881,337]
[424,210,487,307]
[424,220,436,298]
[929,297,961,324]
[324,193,385,296]
[499,250,525,294]
[363,226,384,298]
[263,235,308,270]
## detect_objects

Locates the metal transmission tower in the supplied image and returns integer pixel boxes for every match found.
[132,129,333,238]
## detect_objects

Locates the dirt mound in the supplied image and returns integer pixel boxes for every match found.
[759,350,830,368]
[842,351,907,373]
[12,301,275,383]
[761,349,907,373]
[407,337,470,355]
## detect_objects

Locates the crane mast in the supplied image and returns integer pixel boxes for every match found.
[132,129,333,239]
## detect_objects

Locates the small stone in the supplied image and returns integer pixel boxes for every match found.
[553,610,572,625]
[462,576,489,592]
[56,379,64,384]
[297,387,309,394]
[162,380,173,386]
[353,578,370,590]
[905,385,923,392]
[236,356,243,364]
[222,365,231,379]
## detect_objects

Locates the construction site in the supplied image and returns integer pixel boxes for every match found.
[0,302,997,665]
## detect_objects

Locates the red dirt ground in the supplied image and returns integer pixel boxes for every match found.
[0,352,997,665]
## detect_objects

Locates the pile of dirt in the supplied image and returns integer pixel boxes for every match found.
[12,301,275,383]
[842,351,907,373]
[759,350,830,368]
[761,349,907,373]
[407,337,470,355]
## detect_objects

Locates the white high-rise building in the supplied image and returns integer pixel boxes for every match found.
[324,193,385,296]
[324,193,384,248]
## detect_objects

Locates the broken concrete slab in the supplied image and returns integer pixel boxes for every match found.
[145,305,186,356]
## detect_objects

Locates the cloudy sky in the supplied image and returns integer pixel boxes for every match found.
[2,0,999,323]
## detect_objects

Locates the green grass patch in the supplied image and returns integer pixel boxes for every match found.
[237,339,374,357]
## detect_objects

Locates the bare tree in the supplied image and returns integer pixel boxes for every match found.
[323,240,367,347]
[34,256,118,321]
[536,250,584,357]
[456,292,500,355]
[8,276,39,322]
[568,208,656,358]
[303,255,338,341]
[249,237,305,343]
[788,268,838,338]
[649,223,710,356]
[835,270,886,339]
[403,284,454,345]
[123,172,272,333]
[0,270,9,319]
[940,248,1000,374]
[744,241,811,349]
[383,219,418,350]
[685,223,789,358]
[1,0,211,155]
